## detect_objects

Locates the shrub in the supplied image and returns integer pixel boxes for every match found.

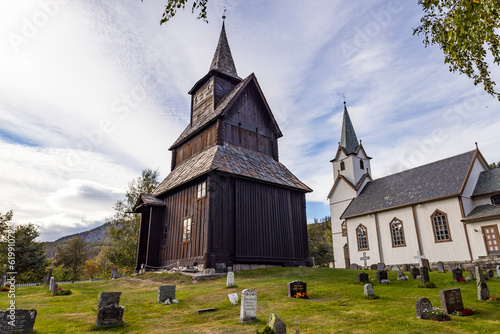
[256,325,276,334]
[418,282,436,289]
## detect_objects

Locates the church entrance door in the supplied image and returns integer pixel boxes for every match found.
[482,225,500,255]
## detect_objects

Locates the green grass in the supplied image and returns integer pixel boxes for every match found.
[3,268,500,333]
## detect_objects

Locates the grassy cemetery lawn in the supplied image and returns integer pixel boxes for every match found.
[6,267,500,333]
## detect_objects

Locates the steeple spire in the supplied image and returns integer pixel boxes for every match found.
[209,18,238,78]
[340,102,359,154]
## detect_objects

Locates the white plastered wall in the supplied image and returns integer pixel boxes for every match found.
[466,218,500,259]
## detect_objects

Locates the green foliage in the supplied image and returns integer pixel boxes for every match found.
[490,161,500,168]
[106,168,160,270]
[256,325,276,334]
[54,237,87,283]
[307,216,333,266]
[151,0,209,25]
[52,266,73,282]
[55,289,72,296]
[0,213,48,283]
[418,281,437,289]
[414,0,500,100]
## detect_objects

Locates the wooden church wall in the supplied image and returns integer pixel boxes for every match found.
[174,123,218,168]
[214,76,237,107]
[191,77,215,126]
[159,179,209,267]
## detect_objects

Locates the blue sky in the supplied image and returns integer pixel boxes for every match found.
[1,0,499,241]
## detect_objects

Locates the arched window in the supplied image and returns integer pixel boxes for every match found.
[341,221,347,237]
[356,224,369,250]
[492,194,500,206]
[360,159,364,170]
[340,161,345,171]
[431,210,451,242]
[390,218,406,247]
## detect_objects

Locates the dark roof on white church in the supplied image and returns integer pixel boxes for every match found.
[153,144,312,196]
[340,104,359,154]
[341,150,476,218]
[463,204,500,222]
[472,167,500,197]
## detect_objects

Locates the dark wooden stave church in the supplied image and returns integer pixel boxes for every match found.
[134,22,312,271]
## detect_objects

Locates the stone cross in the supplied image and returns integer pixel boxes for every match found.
[414,251,424,267]
[360,252,370,268]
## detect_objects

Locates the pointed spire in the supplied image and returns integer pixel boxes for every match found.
[210,19,238,78]
[340,102,359,154]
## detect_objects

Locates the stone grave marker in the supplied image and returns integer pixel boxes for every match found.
[439,288,464,314]
[0,274,5,287]
[397,270,406,280]
[437,261,445,273]
[267,314,286,334]
[364,284,374,297]
[420,267,429,285]
[96,292,124,328]
[370,264,377,270]
[421,258,431,271]
[487,270,494,278]
[239,289,257,322]
[228,293,238,305]
[357,272,369,284]
[415,297,432,319]
[414,250,424,267]
[226,272,234,287]
[391,265,400,272]
[452,268,463,282]
[469,269,476,280]
[43,267,53,285]
[360,252,370,269]
[49,277,54,292]
[376,270,387,283]
[0,309,37,333]
[51,282,58,295]
[158,285,176,303]
[287,281,306,298]
[402,264,410,271]
[476,267,490,301]
[497,265,500,277]
[349,263,359,270]
[110,268,118,279]
[377,262,385,271]
[411,267,420,279]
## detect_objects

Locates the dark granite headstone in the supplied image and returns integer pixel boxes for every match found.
[267,314,286,334]
[158,285,176,303]
[0,309,37,333]
[421,259,431,271]
[349,263,359,270]
[487,270,494,278]
[98,292,121,306]
[411,267,420,279]
[420,267,429,285]
[452,268,463,282]
[110,268,118,279]
[96,305,124,328]
[357,272,369,284]
[376,270,388,283]
[439,288,464,314]
[437,261,445,273]
[415,297,432,319]
[287,281,306,298]
[370,264,378,270]
[476,267,490,301]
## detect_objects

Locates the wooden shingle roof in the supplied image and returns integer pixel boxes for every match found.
[472,167,500,197]
[462,204,500,222]
[153,144,312,196]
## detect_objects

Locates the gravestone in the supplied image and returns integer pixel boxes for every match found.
[487,270,494,278]
[397,270,406,280]
[51,282,58,295]
[377,262,385,271]
[356,272,369,284]
[49,277,55,292]
[43,267,53,285]
[476,267,490,301]
[452,268,463,282]
[415,297,433,319]
[370,264,377,270]
[411,267,420,279]
[439,288,464,314]
[376,270,387,283]
[497,265,500,277]
[391,266,400,272]
[228,293,238,305]
[110,268,118,279]
[226,272,234,287]
[96,292,124,328]
[437,261,445,273]
[158,285,176,303]
[215,262,226,273]
[349,263,359,270]
[0,275,5,287]
[267,314,286,334]
[420,267,429,285]
[414,250,424,267]
[469,269,476,280]
[287,281,306,298]
[364,284,374,297]
[239,289,257,322]
[421,258,431,271]
[402,264,410,272]
[0,309,37,333]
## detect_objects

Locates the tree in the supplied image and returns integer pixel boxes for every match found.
[307,216,334,266]
[143,0,209,25]
[414,0,500,100]
[0,212,48,283]
[106,168,160,270]
[54,237,87,282]
[490,161,500,168]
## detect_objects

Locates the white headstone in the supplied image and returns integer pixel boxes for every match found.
[497,265,500,277]
[364,284,374,297]
[226,272,234,287]
[228,293,238,305]
[239,289,257,322]
[49,277,54,292]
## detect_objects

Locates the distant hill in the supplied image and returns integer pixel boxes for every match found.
[44,223,111,259]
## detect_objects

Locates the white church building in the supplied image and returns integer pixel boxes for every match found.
[328,103,500,269]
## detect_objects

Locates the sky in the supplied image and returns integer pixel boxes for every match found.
[1,0,499,241]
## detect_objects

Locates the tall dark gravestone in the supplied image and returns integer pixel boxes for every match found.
[411,267,420,279]
[439,288,464,314]
[452,268,463,282]
[420,267,429,285]
[376,270,388,283]
[287,281,307,298]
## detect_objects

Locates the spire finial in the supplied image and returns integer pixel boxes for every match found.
[222,7,226,21]
[341,93,347,106]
